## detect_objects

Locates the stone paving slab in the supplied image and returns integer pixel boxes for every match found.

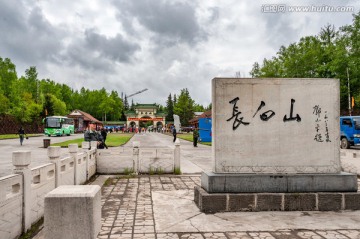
[93,175,360,239]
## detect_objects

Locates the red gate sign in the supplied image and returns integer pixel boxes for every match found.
[128,117,163,121]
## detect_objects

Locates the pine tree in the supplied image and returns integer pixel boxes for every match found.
[130,99,135,111]
[165,93,174,121]
[173,94,177,105]
[124,96,129,111]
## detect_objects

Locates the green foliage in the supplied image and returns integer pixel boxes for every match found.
[193,103,205,112]
[19,217,43,239]
[174,167,181,175]
[104,178,112,186]
[173,88,195,126]
[0,134,42,139]
[0,57,17,99]
[0,93,10,114]
[149,166,155,175]
[123,167,134,175]
[0,58,126,122]
[51,133,134,147]
[250,12,360,113]
[165,93,174,121]
[149,166,164,175]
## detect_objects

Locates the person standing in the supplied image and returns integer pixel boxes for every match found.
[101,128,107,142]
[18,126,26,146]
[172,126,177,143]
[193,128,199,147]
[100,128,108,149]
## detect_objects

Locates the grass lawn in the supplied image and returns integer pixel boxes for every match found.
[0,134,43,140]
[51,133,134,147]
[176,133,212,146]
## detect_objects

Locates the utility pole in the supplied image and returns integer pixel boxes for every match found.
[347,67,351,116]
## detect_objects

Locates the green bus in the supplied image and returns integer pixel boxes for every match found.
[43,116,75,136]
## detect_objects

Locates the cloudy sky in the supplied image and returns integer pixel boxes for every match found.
[0,0,359,106]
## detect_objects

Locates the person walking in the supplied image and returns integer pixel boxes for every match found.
[172,126,177,143]
[193,128,199,147]
[18,126,27,146]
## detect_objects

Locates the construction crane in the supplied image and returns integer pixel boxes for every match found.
[127,88,148,98]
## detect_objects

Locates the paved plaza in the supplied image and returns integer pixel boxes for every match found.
[32,174,360,239]
[3,132,360,238]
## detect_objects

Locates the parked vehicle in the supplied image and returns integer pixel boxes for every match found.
[340,116,360,149]
[43,116,74,136]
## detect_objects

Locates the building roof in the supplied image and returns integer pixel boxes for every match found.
[67,109,102,124]
[124,110,137,117]
[189,110,212,124]
[155,112,166,117]
[134,104,158,109]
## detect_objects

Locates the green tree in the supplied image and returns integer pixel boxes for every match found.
[0,93,10,114]
[124,95,129,110]
[0,57,17,99]
[109,90,123,121]
[193,104,205,112]
[24,66,39,103]
[165,93,174,121]
[173,88,195,126]
[11,92,42,123]
[43,93,67,116]
[249,12,360,113]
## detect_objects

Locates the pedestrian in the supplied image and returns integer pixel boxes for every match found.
[101,128,107,142]
[18,126,27,146]
[97,131,108,149]
[193,128,199,147]
[172,126,177,143]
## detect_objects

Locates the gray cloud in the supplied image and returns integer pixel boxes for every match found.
[112,0,207,46]
[61,29,140,73]
[84,29,140,63]
[0,1,63,66]
[0,0,358,107]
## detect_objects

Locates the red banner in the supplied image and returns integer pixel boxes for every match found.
[127,117,164,121]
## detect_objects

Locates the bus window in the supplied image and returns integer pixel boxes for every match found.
[46,118,61,128]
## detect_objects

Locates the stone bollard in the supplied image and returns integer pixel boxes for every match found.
[68,144,78,185]
[90,141,98,149]
[48,146,61,187]
[174,139,180,172]
[82,141,90,150]
[44,185,101,239]
[12,151,32,232]
[133,141,140,173]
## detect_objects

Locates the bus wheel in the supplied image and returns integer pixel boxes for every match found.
[341,138,350,149]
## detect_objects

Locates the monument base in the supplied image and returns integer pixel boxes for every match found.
[201,171,358,193]
[194,186,360,213]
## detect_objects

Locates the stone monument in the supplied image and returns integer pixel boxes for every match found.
[173,114,181,132]
[195,78,359,213]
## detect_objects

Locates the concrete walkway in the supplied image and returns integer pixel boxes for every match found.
[34,174,360,239]
[123,132,213,174]
[96,175,360,239]
[0,134,83,177]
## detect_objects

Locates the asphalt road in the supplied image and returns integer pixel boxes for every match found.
[0,134,84,177]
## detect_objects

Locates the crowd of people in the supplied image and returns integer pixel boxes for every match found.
[83,124,200,149]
